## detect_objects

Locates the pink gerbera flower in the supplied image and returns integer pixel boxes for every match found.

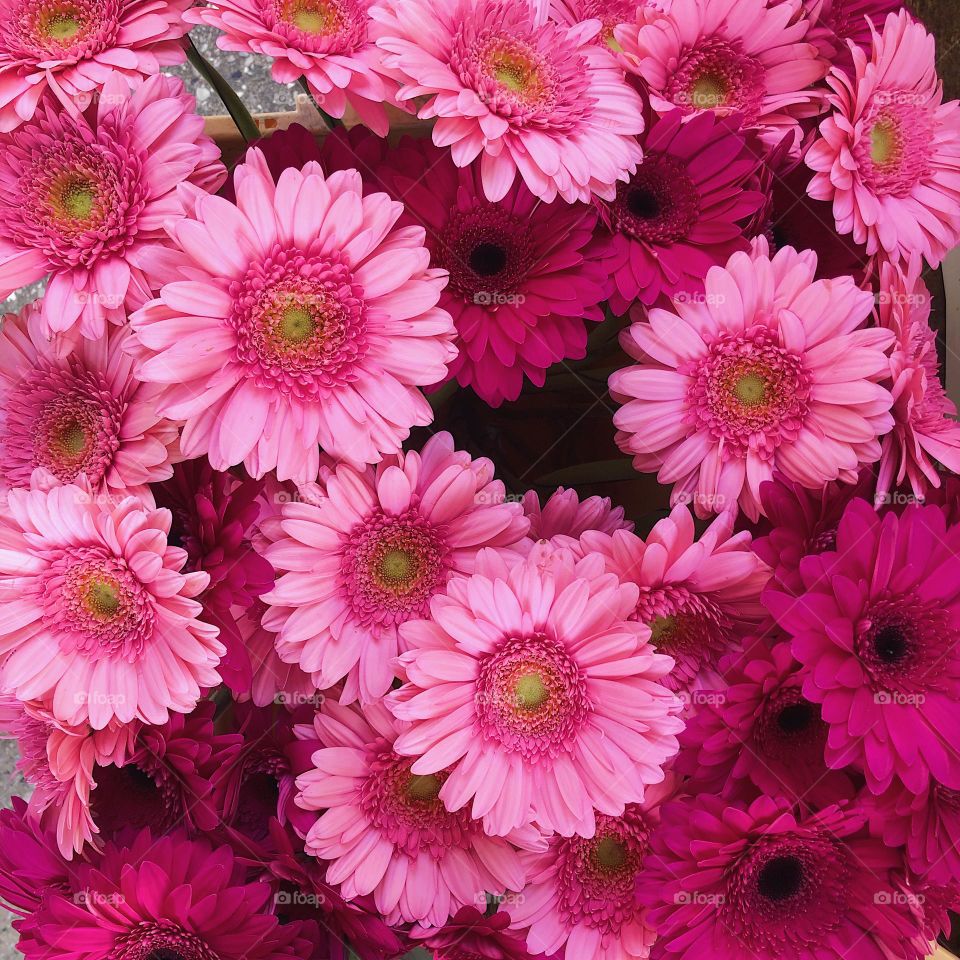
[803,0,903,64]
[597,109,765,314]
[410,907,544,960]
[0,476,224,730]
[296,699,534,927]
[390,545,683,838]
[805,10,960,267]
[371,0,646,203]
[550,0,656,47]
[0,0,192,132]
[581,505,769,693]
[638,795,927,960]
[185,0,402,136]
[368,135,609,406]
[609,240,895,520]
[876,256,960,500]
[0,304,178,502]
[0,73,225,341]
[522,486,632,548]
[766,499,960,795]
[129,149,456,480]
[617,0,826,150]
[263,431,529,703]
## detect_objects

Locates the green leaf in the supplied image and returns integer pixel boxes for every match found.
[186,36,260,143]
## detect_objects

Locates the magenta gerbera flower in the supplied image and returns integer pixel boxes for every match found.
[639,794,926,960]
[129,149,456,480]
[185,0,401,136]
[28,830,312,960]
[390,544,683,838]
[803,0,903,63]
[0,0,192,132]
[263,431,529,703]
[522,486,632,548]
[0,73,225,341]
[805,10,960,267]
[411,907,541,960]
[609,241,895,520]
[617,0,826,150]
[0,476,224,730]
[296,699,533,927]
[0,304,178,503]
[597,109,765,314]
[767,499,960,795]
[371,0,645,203]
[876,256,960,501]
[581,505,770,693]
[369,135,609,406]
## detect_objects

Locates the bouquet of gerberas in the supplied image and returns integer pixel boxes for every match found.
[0,0,959,959]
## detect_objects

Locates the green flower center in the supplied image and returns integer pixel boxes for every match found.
[379,549,414,583]
[515,672,549,710]
[406,773,442,802]
[691,74,727,109]
[84,578,121,619]
[279,306,317,344]
[734,373,767,406]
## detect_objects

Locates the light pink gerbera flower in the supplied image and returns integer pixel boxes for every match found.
[371,0,646,203]
[549,0,667,47]
[0,73,225,342]
[581,505,769,694]
[522,486,632,549]
[185,0,402,136]
[296,699,536,927]
[0,0,192,133]
[263,432,529,703]
[876,256,960,501]
[0,475,224,730]
[0,304,178,502]
[609,240,895,520]
[390,544,684,838]
[616,0,826,150]
[129,149,457,481]
[805,10,960,267]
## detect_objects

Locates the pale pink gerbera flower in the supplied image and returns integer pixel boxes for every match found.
[581,505,769,694]
[263,432,529,703]
[185,0,401,136]
[806,10,960,267]
[0,475,224,730]
[371,0,645,203]
[876,256,960,501]
[296,699,535,927]
[617,0,826,150]
[0,0,192,133]
[0,73,225,342]
[0,304,178,502]
[609,240,895,520]
[390,545,684,838]
[129,150,456,481]
[522,486,632,549]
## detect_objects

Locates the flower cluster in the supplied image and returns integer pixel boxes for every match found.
[0,1,957,960]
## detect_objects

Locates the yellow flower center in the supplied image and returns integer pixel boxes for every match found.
[283,1,338,35]
[56,421,88,457]
[44,11,82,42]
[870,117,900,166]
[380,548,414,583]
[734,373,767,406]
[691,75,727,110]
[279,306,317,344]
[84,578,121,620]
[515,671,549,710]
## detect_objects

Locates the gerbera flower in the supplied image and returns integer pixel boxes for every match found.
[390,544,683,838]
[616,0,826,150]
[0,0,193,132]
[371,0,646,203]
[296,699,533,927]
[411,907,541,960]
[638,794,926,960]
[805,10,960,267]
[609,241,895,520]
[28,830,312,960]
[522,486,632,548]
[0,304,178,503]
[581,505,769,693]
[802,0,903,64]
[597,109,765,314]
[263,431,529,703]
[876,256,960,501]
[129,149,456,481]
[185,0,402,136]
[0,73,225,341]
[675,640,856,807]
[509,778,675,960]
[0,476,224,730]
[367,135,609,406]
[766,499,960,794]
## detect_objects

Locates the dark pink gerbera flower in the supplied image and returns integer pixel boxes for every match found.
[803,0,903,64]
[767,499,960,795]
[412,906,551,960]
[522,486,632,548]
[639,795,927,960]
[596,109,765,314]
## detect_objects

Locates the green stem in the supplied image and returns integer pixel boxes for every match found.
[427,378,459,411]
[186,36,261,143]
[298,77,343,129]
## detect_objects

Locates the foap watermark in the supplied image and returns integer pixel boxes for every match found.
[874,890,925,906]
[875,491,925,507]
[678,690,727,708]
[74,891,126,906]
[874,691,925,706]
[275,890,327,908]
[75,691,126,707]
[673,290,728,306]
[274,691,326,707]
[74,291,125,310]
[476,892,526,908]
[474,291,526,307]
[674,891,725,906]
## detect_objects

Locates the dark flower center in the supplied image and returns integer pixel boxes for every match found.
[873,624,908,663]
[626,188,661,220]
[776,702,813,735]
[469,242,508,277]
[147,951,186,960]
[757,855,804,902]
